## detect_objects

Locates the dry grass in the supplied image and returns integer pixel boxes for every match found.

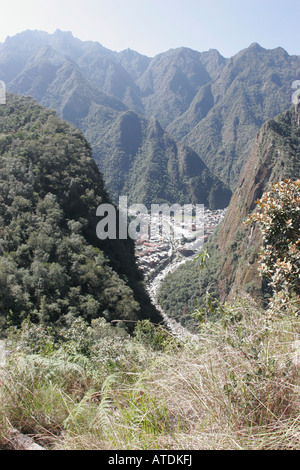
[0,298,300,450]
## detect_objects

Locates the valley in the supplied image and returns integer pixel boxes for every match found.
[0,29,299,336]
[135,207,227,282]
[135,207,227,338]
[0,27,299,451]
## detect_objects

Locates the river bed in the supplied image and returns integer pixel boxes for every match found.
[146,254,199,340]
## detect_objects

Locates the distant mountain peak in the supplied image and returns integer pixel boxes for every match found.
[3,29,49,46]
[2,28,299,211]
[248,42,264,50]
[53,29,74,37]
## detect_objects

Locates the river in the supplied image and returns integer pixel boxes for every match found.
[146,254,199,340]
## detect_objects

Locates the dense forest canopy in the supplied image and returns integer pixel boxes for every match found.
[0,94,162,329]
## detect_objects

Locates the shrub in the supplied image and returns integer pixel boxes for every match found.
[133,320,180,351]
[247,179,300,314]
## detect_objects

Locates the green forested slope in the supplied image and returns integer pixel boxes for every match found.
[91,110,231,207]
[2,31,300,208]
[0,94,162,329]
[176,44,300,190]
[136,47,211,129]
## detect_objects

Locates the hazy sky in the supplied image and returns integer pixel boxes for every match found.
[0,0,299,57]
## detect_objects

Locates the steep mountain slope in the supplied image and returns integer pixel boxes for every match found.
[0,30,50,82]
[1,32,231,209]
[76,50,144,114]
[136,47,212,129]
[0,29,143,113]
[8,45,127,120]
[175,44,300,190]
[214,104,300,301]
[90,110,232,207]
[0,94,163,329]
[116,48,151,81]
[158,105,300,328]
[2,30,299,210]
[198,49,227,81]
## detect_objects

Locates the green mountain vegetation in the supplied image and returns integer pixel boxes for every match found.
[158,105,300,329]
[0,94,162,329]
[0,31,300,451]
[1,170,299,449]
[0,30,231,208]
[91,110,231,207]
[0,163,299,451]
[170,44,300,190]
[1,282,299,450]
[136,47,211,129]
[3,31,299,205]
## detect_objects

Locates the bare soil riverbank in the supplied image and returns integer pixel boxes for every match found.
[136,207,227,338]
[147,254,199,340]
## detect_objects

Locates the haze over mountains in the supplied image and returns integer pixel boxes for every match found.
[2,29,299,210]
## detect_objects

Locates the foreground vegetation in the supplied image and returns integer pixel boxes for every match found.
[0,296,299,450]
[1,176,299,451]
[0,94,299,452]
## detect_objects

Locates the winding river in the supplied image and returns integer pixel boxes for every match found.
[146,254,199,340]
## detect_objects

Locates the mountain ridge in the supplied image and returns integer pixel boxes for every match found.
[1,30,299,207]
[1,30,232,208]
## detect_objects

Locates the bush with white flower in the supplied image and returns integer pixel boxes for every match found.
[247,179,300,314]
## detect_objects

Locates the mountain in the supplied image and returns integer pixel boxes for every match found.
[0,30,231,209]
[7,44,127,118]
[116,48,151,81]
[0,29,139,113]
[76,48,144,114]
[198,49,227,80]
[136,47,212,129]
[90,110,232,207]
[214,103,300,301]
[0,30,50,82]
[171,43,300,190]
[2,30,300,209]
[157,104,300,329]
[0,94,163,329]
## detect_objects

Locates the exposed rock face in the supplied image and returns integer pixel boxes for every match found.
[215,105,300,302]
[157,105,300,325]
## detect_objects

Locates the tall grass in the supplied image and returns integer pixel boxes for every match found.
[0,298,299,450]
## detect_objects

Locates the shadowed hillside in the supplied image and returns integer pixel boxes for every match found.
[0,94,163,329]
